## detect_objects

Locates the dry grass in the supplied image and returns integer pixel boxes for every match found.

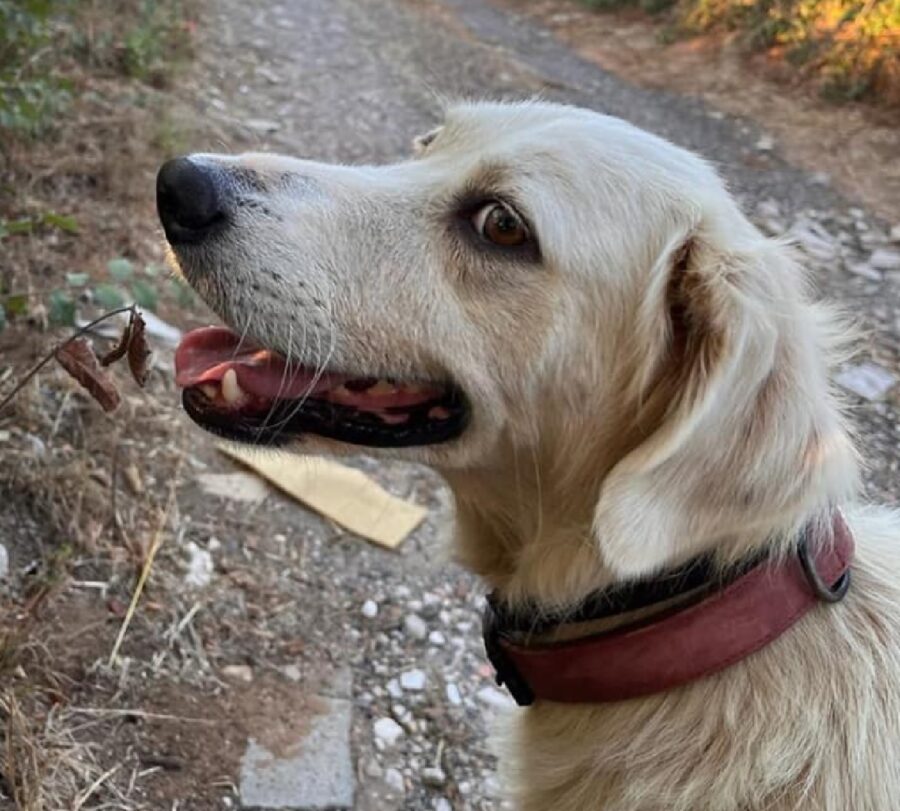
[0,3,206,808]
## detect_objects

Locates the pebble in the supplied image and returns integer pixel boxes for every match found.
[373,717,404,746]
[434,800,452,811]
[361,599,379,618]
[755,135,774,151]
[244,117,280,133]
[477,686,516,710]
[446,683,462,706]
[428,630,446,646]
[222,664,253,683]
[281,664,301,682]
[0,543,8,580]
[386,678,403,699]
[384,767,406,794]
[400,669,427,691]
[846,262,883,281]
[404,613,428,640]
[422,766,447,788]
[835,363,897,401]
[890,224,900,243]
[869,248,900,271]
[184,542,214,588]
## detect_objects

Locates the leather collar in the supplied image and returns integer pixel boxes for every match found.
[482,512,854,706]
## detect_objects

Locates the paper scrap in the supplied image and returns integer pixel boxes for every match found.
[218,444,427,548]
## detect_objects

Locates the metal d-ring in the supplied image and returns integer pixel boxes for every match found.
[797,536,851,603]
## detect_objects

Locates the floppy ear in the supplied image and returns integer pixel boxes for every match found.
[593,230,852,578]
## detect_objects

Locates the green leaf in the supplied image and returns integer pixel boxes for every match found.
[93,283,126,310]
[66,272,90,287]
[42,211,78,234]
[5,218,35,236]
[48,290,76,326]
[106,258,134,282]
[130,279,158,311]
[5,295,29,316]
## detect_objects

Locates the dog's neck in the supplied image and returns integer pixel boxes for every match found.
[442,379,857,612]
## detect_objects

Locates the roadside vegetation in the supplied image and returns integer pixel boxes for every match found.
[580,0,900,106]
[1,2,201,808]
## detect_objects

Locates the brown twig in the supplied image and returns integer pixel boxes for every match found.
[0,305,136,415]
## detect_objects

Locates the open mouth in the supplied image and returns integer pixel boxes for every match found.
[174,327,469,448]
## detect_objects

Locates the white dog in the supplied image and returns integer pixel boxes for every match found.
[158,101,900,810]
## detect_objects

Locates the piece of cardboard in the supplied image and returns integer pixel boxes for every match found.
[218,444,427,549]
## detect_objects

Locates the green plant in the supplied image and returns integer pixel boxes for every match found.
[0,0,73,137]
[0,253,195,332]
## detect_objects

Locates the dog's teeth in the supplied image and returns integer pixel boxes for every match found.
[221,369,244,404]
[428,406,451,420]
[369,380,398,396]
[200,384,218,400]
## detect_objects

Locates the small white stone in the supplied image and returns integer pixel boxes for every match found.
[422,766,447,787]
[835,363,897,401]
[222,664,253,683]
[404,614,428,640]
[361,599,379,619]
[0,543,8,580]
[755,135,774,151]
[400,669,427,691]
[245,118,280,133]
[384,767,406,794]
[281,664,301,682]
[846,262,883,281]
[869,249,900,271]
[184,542,213,588]
[428,630,446,646]
[386,678,403,699]
[446,683,462,706]
[373,717,404,746]
[434,799,452,811]
[889,224,900,243]
[477,686,515,710]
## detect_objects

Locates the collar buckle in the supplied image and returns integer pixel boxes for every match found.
[482,597,535,707]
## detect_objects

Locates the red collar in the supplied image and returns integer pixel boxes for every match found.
[483,513,854,706]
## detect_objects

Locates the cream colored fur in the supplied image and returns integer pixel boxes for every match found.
[170,101,900,810]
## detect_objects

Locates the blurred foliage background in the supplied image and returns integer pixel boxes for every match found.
[581,0,900,105]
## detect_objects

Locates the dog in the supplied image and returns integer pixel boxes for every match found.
[158,101,900,810]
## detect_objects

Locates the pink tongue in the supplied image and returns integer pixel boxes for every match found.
[175,326,341,400]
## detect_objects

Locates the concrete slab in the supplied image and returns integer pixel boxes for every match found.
[240,694,354,810]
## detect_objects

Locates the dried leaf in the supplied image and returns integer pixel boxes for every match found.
[55,337,121,412]
[127,311,152,387]
[100,315,133,367]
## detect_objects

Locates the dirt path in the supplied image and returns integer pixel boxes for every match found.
[2,0,898,809]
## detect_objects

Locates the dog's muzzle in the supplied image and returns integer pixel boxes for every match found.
[156,157,227,245]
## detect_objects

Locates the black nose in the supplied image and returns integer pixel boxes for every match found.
[156,158,224,244]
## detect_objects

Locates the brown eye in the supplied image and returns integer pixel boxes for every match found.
[472,202,529,248]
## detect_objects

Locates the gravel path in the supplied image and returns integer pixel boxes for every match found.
[156,0,900,808]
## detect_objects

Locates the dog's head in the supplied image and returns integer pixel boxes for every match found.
[161,101,854,582]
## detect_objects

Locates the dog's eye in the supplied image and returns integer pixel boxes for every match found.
[472,202,529,248]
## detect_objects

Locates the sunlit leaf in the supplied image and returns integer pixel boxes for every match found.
[5,295,29,316]
[42,211,78,233]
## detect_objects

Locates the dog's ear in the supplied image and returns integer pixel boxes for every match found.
[412,127,442,156]
[593,230,854,578]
